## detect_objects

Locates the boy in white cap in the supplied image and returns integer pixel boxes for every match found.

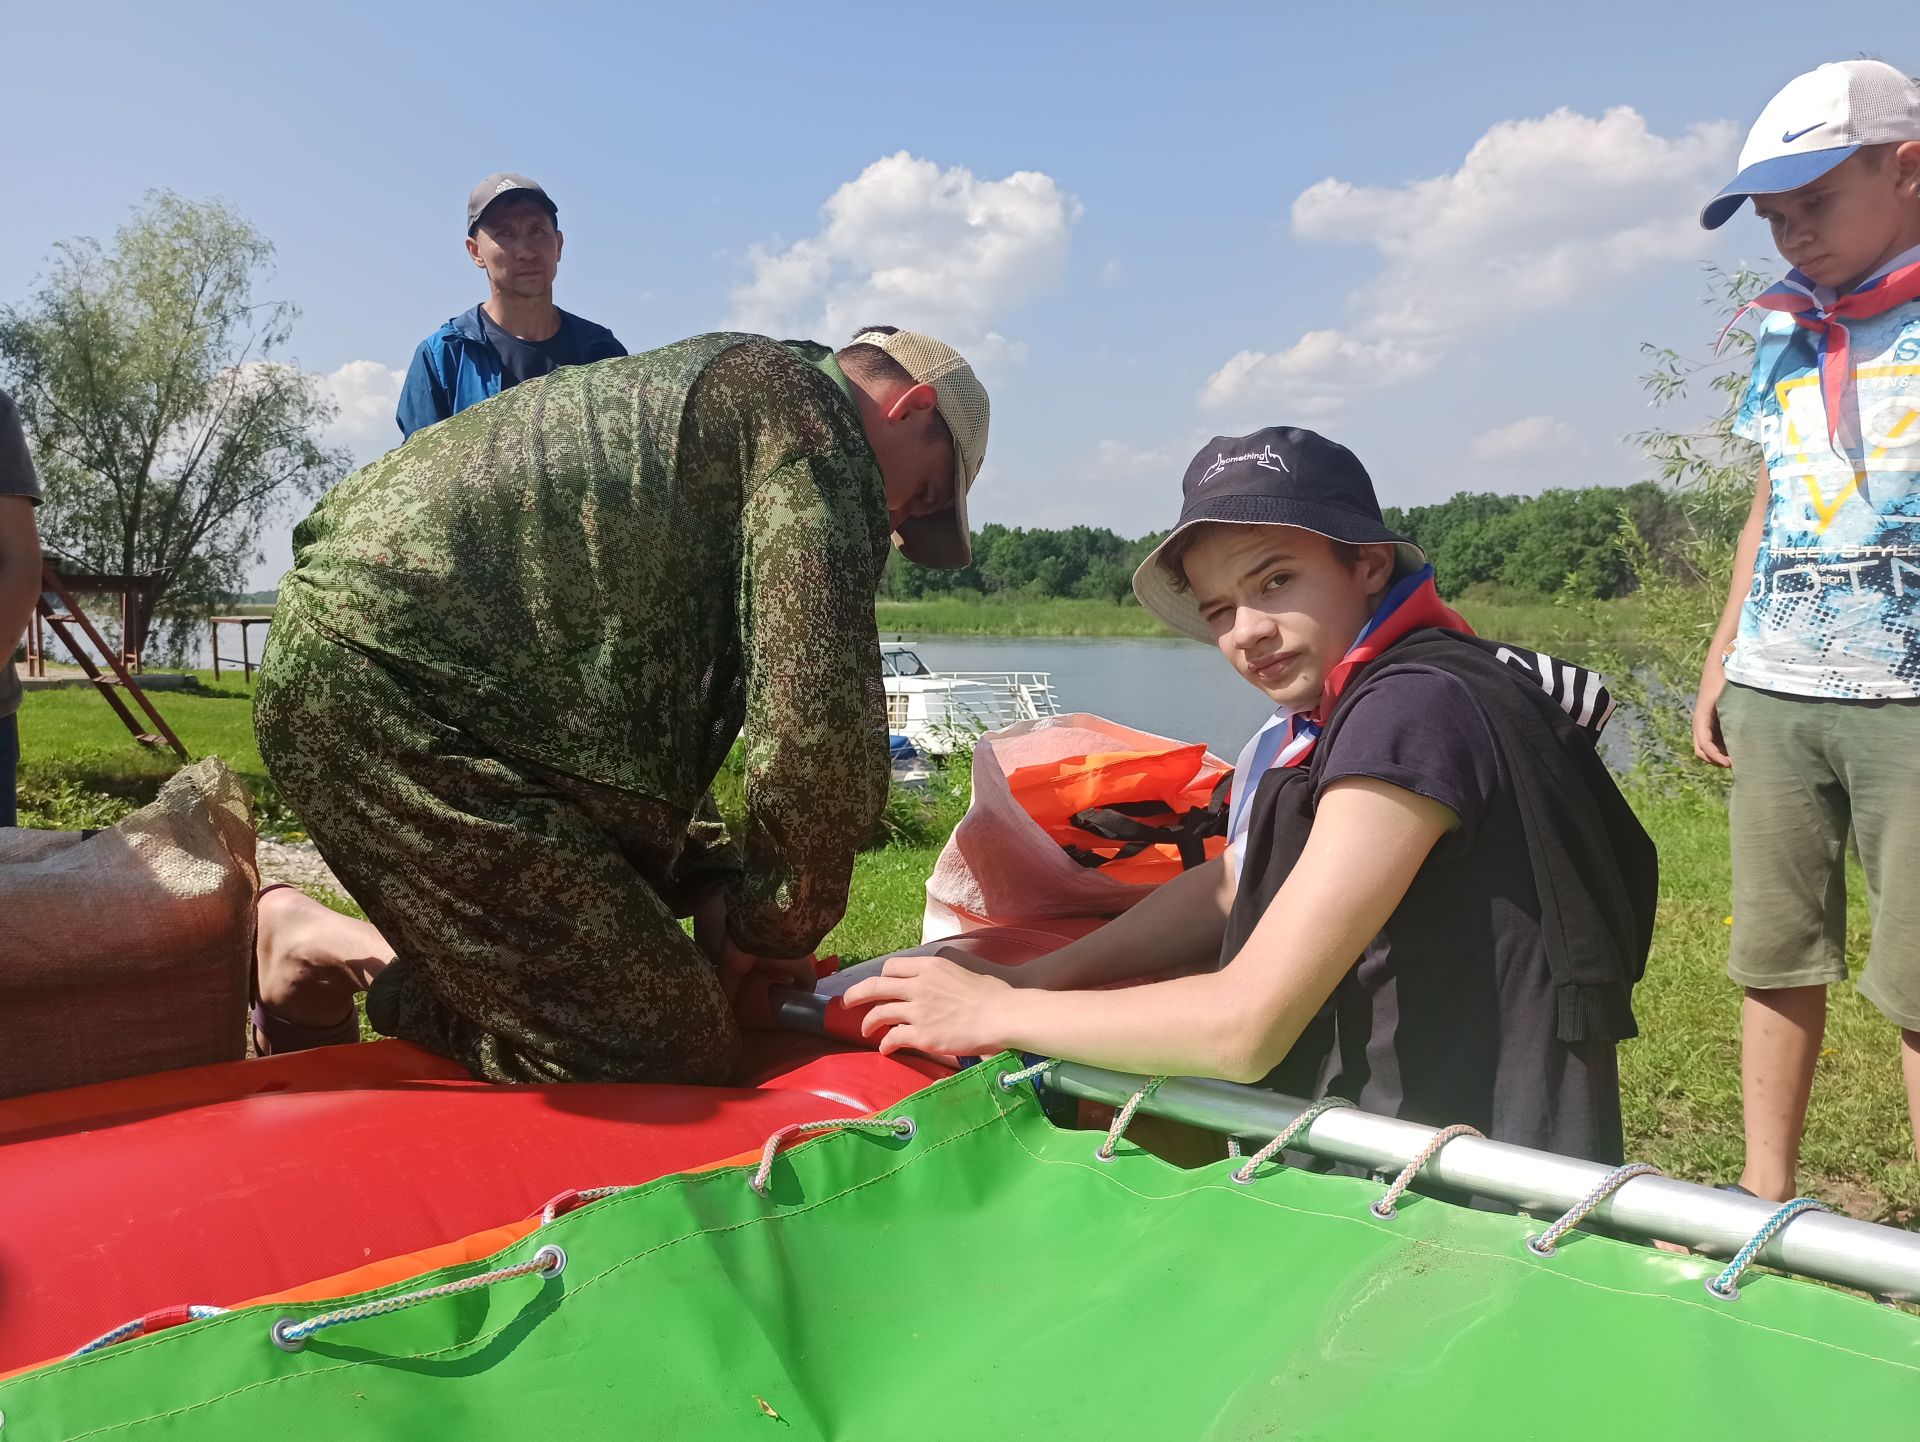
[1692,59,1920,1199]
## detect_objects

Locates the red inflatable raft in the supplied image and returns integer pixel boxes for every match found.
[0,921,1092,1374]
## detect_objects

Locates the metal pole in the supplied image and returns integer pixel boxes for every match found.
[768,987,1920,1302]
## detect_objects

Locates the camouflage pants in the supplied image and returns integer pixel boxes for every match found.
[253,619,741,1085]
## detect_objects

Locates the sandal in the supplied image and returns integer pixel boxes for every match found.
[251,883,361,1055]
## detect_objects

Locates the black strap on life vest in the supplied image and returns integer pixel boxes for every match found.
[1059,772,1231,871]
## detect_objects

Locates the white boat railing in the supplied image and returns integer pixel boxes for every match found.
[936,671,1061,722]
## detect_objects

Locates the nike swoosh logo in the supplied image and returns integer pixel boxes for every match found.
[1781,124,1823,142]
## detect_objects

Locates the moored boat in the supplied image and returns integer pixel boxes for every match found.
[881,641,1060,755]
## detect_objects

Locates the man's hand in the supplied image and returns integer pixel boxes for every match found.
[1693,662,1732,768]
[843,953,1017,1057]
[693,886,817,1002]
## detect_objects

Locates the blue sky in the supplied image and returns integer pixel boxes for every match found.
[5,4,1914,588]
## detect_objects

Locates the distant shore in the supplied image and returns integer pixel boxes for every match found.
[190,588,1648,646]
[876,588,1647,648]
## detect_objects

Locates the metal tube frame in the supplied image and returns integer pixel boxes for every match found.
[770,988,1920,1302]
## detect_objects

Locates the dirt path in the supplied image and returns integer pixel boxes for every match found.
[256,838,346,899]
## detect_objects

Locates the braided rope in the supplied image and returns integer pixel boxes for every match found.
[1370,1124,1485,1219]
[538,1186,626,1224]
[996,1057,1059,1091]
[73,1305,228,1357]
[1525,1163,1663,1255]
[272,1245,565,1352]
[748,1116,916,1196]
[1705,1197,1832,1300]
[1094,1076,1165,1161]
[1230,1096,1356,1184]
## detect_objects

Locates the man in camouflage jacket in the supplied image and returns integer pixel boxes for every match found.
[253,328,988,1083]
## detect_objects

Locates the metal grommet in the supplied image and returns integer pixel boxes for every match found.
[996,1071,1018,1091]
[1704,1278,1739,1302]
[1525,1235,1557,1258]
[535,1244,567,1279]
[1370,1200,1397,1221]
[747,1175,769,1197]
[892,1117,917,1140]
[1229,1167,1256,1186]
[1093,1146,1118,1164]
[270,1318,306,1353]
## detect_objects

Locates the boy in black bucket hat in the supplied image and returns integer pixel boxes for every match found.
[849,426,1657,1163]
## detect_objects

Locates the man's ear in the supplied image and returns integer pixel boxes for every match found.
[554,229,565,264]
[1359,543,1398,592]
[466,235,485,269]
[1896,140,1920,195]
[883,381,939,423]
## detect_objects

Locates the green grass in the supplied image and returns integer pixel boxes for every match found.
[873,586,1652,646]
[1450,585,1649,658]
[15,669,300,834]
[1622,790,1917,1222]
[875,595,1176,637]
[820,844,945,963]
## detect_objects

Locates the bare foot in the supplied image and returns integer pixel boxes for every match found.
[256,886,396,1029]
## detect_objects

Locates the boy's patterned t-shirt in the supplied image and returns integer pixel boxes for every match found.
[1729,297,1920,699]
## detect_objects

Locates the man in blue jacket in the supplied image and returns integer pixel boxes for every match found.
[395,173,627,439]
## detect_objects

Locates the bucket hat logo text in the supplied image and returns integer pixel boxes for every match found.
[1199,444,1292,486]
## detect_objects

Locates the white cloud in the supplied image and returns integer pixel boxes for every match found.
[1202,106,1739,414]
[319,360,405,465]
[1082,438,1179,478]
[1469,415,1583,461]
[1293,107,1738,340]
[726,152,1081,364]
[1199,330,1440,416]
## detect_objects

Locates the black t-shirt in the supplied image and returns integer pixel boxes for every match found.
[480,309,588,390]
[1227,665,1624,1165]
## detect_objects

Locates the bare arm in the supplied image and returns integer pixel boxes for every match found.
[0,497,42,660]
[945,851,1236,991]
[1693,464,1769,768]
[847,778,1455,1082]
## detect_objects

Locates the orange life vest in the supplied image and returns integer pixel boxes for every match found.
[1004,744,1231,885]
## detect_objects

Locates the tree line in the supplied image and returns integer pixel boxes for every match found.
[883,483,1697,605]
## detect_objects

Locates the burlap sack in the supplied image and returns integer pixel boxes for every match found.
[0,757,257,1098]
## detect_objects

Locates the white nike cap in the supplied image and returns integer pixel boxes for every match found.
[1702,60,1920,229]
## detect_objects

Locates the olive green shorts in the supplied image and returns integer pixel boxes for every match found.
[1721,682,1920,1030]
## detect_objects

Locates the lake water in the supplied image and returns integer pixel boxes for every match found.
[896,633,1274,759]
[167,623,1634,768]
[165,623,1273,758]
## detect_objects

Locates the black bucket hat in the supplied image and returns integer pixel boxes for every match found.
[1131,426,1424,642]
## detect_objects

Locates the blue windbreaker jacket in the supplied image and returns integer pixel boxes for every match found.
[394,304,627,439]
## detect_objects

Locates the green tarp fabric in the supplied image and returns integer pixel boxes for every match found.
[4,1061,1917,1439]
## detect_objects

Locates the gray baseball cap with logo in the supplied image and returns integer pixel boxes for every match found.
[466,173,558,234]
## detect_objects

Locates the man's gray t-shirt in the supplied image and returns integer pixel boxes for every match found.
[0,390,44,720]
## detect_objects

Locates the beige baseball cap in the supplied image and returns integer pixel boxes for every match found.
[849,328,989,569]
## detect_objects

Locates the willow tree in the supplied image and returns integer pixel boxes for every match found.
[0,192,346,657]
